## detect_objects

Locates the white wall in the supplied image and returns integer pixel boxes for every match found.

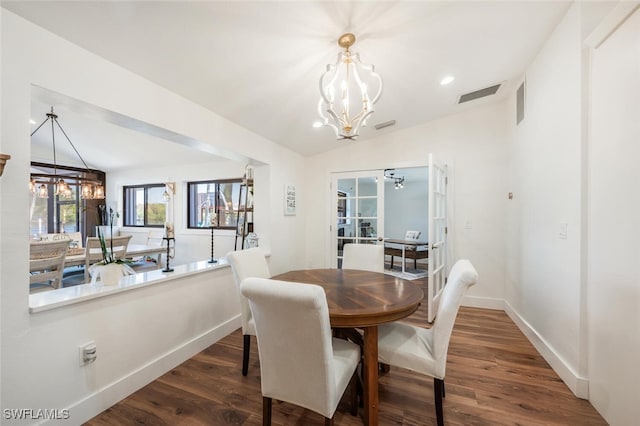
[110,159,247,265]
[304,100,509,306]
[384,172,428,241]
[587,7,640,424]
[0,10,305,424]
[505,3,587,396]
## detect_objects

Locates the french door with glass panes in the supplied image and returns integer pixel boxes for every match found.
[427,153,448,322]
[331,170,384,268]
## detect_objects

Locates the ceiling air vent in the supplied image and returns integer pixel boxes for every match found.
[374,120,396,130]
[458,84,501,104]
[516,81,525,125]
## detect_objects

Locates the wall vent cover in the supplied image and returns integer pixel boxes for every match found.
[516,81,525,124]
[458,84,501,104]
[374,120,396,130]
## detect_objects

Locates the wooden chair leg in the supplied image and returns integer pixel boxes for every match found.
[390,256,394,268]
[263,397,272,426]
[357,364,364,408]
[414,258,417,269]
[442,379,446,398]
[324,417,334,426]
[242,335,250,376]
[434,378,444,426]
[349,370,358,416]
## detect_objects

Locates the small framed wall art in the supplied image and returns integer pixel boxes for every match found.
[284,184,296,216]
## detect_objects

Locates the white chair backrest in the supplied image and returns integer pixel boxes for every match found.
[84,235,132,280]
[29,240,69,288]
[342,243,384,273]
[405,230,421,241]
[240,277,338,418]
[85,235,132,261]
[431,259,478,376]
[147,230,165,247]
[226,248,271,334]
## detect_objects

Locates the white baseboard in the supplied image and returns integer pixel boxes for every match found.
[503,301,589,399]
[50,297,590,425]
[462,295,505,310]
[461,297,589,399]
[55,315,241,425]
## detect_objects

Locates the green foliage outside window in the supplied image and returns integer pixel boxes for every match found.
[123,184,166,227]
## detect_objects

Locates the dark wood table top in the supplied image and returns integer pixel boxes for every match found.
[384,238,429,247]
[272,268,424,328]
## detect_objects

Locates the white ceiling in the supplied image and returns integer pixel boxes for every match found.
[4,0,571,168]
[29,88,244,173]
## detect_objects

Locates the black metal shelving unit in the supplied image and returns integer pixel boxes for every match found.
[234,178,254,250]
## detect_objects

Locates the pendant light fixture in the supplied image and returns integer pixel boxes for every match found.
[384,169,405,189]
[318,33,383,140]
[30,107,105,200]
[162,182,176,203]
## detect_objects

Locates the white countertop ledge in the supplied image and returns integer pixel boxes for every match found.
[29,259,230,313]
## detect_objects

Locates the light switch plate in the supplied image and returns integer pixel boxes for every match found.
[559,223,568,239]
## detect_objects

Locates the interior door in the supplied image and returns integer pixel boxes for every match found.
[331,170,385,268]
[427,154,448,322]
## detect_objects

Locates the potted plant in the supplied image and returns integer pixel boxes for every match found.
[89,209,134,285]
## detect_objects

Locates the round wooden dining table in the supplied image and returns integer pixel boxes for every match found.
[272,268,424,426]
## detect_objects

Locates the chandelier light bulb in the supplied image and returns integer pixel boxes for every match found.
[93,184,105,199]
[56,179,70,196]
[38,183,49,198]
[81,183,94,199]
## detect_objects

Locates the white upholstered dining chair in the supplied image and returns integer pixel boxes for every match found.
[377,259,478,426]
[240,277,360,425]
[226,247,271,376]
[341,243,384,273]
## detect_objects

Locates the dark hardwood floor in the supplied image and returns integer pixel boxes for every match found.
[85,278,606,425]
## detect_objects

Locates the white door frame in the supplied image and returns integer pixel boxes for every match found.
[330,170,385,268]
[427,154,448,322]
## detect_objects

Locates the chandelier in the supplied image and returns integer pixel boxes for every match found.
[30,107,105,199]
[318,33,383,140]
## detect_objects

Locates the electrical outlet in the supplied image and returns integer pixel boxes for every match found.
[80,342,97,365]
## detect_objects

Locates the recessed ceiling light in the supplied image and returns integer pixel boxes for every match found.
[440,75,455,86]
[312,121,323,128]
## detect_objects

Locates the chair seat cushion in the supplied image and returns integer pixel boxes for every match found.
[331,337,360,399]
[378,322,440,378]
